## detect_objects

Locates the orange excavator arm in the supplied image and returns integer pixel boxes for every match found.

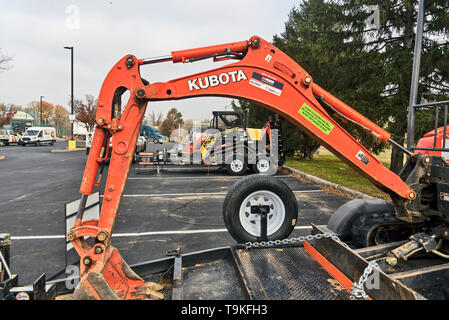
[68,36,418,300]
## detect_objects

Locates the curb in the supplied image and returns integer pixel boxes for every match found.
[51,148,86,153]
[283,165,374,199]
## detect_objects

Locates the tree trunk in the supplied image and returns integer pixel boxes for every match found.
[390,144,405,174]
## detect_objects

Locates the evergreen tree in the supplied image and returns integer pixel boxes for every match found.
[271,0,449,170]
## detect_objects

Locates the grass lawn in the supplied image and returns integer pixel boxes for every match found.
[285,148,392,200]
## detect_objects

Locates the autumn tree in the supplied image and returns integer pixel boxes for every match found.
[25,100,54,125]
[53,105,70,137]
[0,103,16,127]
[74,94,97,131]
[160,108,184,137]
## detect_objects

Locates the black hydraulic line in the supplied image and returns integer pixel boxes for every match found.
[95,130,110,185]
[389,138,413,156]
[187,51,245,63]
[75,194,88,221]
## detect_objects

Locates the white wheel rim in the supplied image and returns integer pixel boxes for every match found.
[230,159,244,172]
[239,190,286,237]
[257,159,270,173]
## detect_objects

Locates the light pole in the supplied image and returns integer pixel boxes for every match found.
[40,95,44,125]
[64,46,74,141]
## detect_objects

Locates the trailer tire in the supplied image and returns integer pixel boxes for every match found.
[225,156,247,176]
[223,175,298,243]
[251,156,278,175]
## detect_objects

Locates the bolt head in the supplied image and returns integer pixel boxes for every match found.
[252,38,261,47]
[66,232,76,241]
[136,89,146,99]
[97,231,108,242]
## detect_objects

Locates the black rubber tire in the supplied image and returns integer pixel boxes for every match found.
[35,141,40,146]
[223,174,298,243]
[327,199,408,248]
[225,156,247,176]
[86,147,90,155]
[349,211,406,248]
[251,156,278,175]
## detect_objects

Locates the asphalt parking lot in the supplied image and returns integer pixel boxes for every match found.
[0,141,350,284]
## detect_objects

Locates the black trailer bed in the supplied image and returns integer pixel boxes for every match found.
[6,225,449,300]
[132,243,352,300]
[232,246,352,300]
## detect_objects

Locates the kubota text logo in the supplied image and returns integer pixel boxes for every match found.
[188,70,248,91]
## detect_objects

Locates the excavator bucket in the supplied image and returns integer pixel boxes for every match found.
[72,246,163,300]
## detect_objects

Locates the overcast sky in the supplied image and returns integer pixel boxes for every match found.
[0,0,301,120]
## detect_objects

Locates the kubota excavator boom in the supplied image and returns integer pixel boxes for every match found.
[67,36,440,299]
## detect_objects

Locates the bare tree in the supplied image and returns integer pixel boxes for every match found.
[0,49,12,72]
[148,110,163,127]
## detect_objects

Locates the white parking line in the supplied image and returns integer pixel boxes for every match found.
[101,190,323,198]
[10,225,325,240]
[128,175,291,180]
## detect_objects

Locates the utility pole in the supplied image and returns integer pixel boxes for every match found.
[407,0,425,150]
[64,46,75,147]
[40,95,44,125]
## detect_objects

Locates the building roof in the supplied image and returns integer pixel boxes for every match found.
[13,110,34,121]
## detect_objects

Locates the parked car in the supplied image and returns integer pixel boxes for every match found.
[19,127,56,146]
[0,129,20,146]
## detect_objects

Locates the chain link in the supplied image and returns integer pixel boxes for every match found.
[242,232,377,299]
[350,261,380,299]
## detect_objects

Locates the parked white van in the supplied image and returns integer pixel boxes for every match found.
[0,129,20,146]
[19,127,56,146]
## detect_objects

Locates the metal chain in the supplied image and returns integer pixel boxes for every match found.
[350,261,380,299]
[243,232,377,299]
[243,232,350,249]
